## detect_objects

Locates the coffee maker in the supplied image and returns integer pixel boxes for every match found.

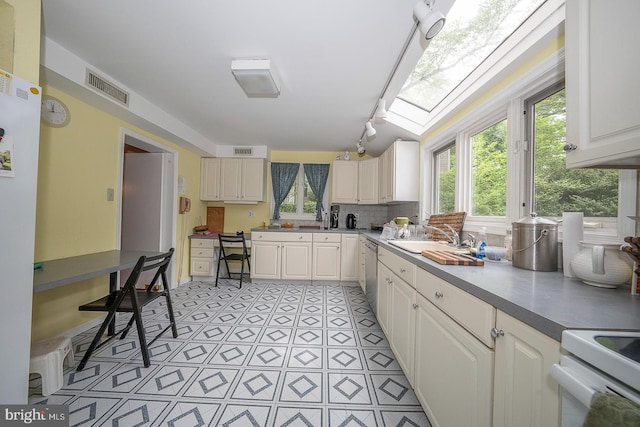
[330,205,340,228]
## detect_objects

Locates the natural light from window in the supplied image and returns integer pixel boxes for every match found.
[398,0,544,112]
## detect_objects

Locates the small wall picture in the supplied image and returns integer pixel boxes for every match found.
[0,135,15,177]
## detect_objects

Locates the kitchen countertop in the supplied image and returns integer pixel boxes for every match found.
[250,227,363,234]
[361,232,640,341]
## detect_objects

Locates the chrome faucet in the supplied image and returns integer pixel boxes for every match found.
[423,224,460,246]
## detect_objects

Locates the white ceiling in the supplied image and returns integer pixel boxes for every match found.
[40,0,425,156]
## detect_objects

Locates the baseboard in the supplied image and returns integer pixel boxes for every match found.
[55,314,107,339]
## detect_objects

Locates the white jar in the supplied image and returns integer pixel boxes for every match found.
[570,242,633,288]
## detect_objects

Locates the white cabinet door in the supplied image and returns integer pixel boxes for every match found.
[565,0,640,168]
[200,158,221,201]
[331,160,358,204]
[493,310,560,427]
[376,263,392,336]
[250,241,281,280]
[358,158,378,204]
[312,242,341,280]
[414,293,494,427]
[378,140,419,203]
[219,158,243,201]
[242,158,265,201]
[340,234,358,281]
[390,276,416,385]
[281,242,312,280]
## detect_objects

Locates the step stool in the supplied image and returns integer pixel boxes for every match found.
[29,336,74,396]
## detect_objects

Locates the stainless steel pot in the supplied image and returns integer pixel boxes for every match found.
[512,213,558,271]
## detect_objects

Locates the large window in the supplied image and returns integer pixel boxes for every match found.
[527,87,619,220]
[434,144,456,214]
[280,165,316,215]
[471,119,508,216]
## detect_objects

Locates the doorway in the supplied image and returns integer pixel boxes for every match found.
[118,129,178,287]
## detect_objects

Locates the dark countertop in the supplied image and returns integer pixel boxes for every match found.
[361,232,640,341]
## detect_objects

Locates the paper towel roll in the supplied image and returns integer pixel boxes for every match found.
[563,212,584,277]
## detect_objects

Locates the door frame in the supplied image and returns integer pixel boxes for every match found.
[116,128,178,287]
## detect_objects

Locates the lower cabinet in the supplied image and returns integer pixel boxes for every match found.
[190,238,215,277]
[250,232,312,280]
[312,233,341,280]
[414,293,494,427]
[340,233,359,281]
[375,248,560,427]
[492,310,561,427]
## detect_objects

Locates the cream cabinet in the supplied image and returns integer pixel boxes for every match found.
[414,292,494,427]
[340,234,359,281]
[492,310,561,427]
[312,233,341,280]
[565,0,640,168]
[331,160,359,204]
[219,158,266,202]
[190,238,216,277]
[200,158,221,201]
[377,247,417,382]
[378,140,419,203]
[357,158,378,204]
[250,232,312,280]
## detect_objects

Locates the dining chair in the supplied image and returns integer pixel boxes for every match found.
[215,231,250,289]
[76,248,177,371]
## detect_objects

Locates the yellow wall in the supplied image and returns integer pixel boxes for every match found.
[32,85,205,340]
[6,0,40,83]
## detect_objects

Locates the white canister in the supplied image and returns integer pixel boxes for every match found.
[570,242,633,288]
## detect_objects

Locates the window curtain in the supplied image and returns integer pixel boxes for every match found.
[271,162,299,220]
[304,163,330,221]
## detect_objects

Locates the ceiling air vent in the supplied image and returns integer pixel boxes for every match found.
[233,147,253,156]
[85,70,130,106]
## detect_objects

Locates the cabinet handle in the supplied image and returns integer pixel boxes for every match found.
[400,267,406,273]
[491,327,505,339]
[435,291,443,299]
[412,303,418,309]
[563,143,577,152]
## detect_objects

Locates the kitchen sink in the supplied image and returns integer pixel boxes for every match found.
[388,240,466,254]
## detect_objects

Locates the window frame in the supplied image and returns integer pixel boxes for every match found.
[270,163,329,221]
[421,49,637,241]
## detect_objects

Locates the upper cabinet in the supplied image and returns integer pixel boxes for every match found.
[201,158,266,203]
[379,140,419,203]
[331,160,359,204]
[358,158,379,204]
[565,0,640,168]
[200,158,221,201]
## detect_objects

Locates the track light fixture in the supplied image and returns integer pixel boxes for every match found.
[365,120,377,138]
[356,141,366,155]
[414,0,446,40]
[374,98,388,120]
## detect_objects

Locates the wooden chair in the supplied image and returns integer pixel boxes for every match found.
[76,248,177,370]
[215,231,250,289]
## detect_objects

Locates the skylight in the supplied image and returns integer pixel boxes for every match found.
[398,0,545,113]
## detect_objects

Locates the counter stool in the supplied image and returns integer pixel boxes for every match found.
[29,336,74,396]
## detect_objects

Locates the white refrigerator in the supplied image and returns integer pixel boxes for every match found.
[0,69,41,403]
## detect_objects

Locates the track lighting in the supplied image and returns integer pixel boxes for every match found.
[414,1,446,40]
[356,141,366,155]
[374,98,388,120]
[365,120,376,138]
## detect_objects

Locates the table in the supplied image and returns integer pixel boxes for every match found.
[33,250,164,335]
[33,250,164,293]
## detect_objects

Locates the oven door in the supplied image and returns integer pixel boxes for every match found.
[552,355,640,426]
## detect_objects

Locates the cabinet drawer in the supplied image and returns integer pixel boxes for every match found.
[191,238,215,249]
[416,267,496,347]
[313,233,341,243]
[378,247,416,288]
[191,248,214,258]
[252,232,311,242]
[191,259,213,276]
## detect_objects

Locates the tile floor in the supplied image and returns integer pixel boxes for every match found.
[29,278,431,427]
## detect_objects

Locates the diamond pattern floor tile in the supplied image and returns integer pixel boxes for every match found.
[29,280,430,426]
